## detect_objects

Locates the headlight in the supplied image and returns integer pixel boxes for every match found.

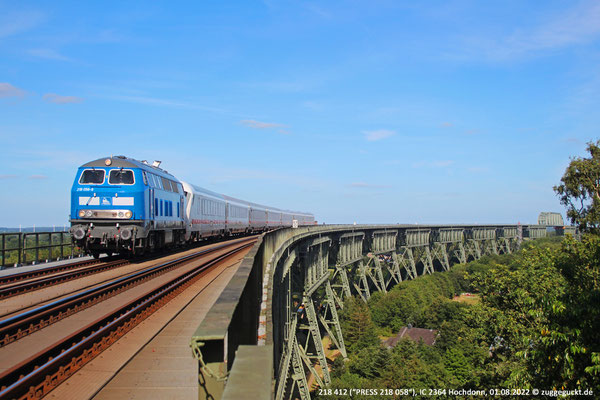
[85,210,93,218]
[79,210,85,218]
[125,211,132,219]
[118,211,124,218]
[73,227,86,240]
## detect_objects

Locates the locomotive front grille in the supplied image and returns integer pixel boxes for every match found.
[81,209,132,219]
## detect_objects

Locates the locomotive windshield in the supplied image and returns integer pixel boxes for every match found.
[79,169,105,184]
[109,169,135,185]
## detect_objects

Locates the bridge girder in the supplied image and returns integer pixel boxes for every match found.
[190,223,567,400]
[273,227,526,400]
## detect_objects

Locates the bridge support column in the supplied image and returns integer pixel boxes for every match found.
[384,253,402,286]
[497,237,512,254]
[353,262,371,303]
[432,242,450,271]
[330,265,351,309]
[318,281,347,359]
[302,295,331,386]
[422,246,434,274]
[466,239,482,260]
[276,236,336,400]
[276,316,310,400]
[368,256,387,293]
[491,239,499,255]
[456,242,467,264]
[396,247,417,279]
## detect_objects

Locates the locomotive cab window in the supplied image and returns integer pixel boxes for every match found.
[79,169,105,184]
[109,169,135,185]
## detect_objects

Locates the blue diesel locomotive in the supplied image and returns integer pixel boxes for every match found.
[70,156,314,257]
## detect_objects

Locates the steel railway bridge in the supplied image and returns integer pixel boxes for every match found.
[189,221,577,400]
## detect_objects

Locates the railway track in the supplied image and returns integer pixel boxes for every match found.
[0,236,253,300]
[0,259,129,300]
[0,238,255,347]
[0,238,255,400]
[0,258,108,287]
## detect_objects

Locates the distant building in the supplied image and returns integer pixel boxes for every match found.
[382,326,439,348]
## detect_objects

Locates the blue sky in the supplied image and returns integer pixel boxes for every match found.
[1,0,599,227]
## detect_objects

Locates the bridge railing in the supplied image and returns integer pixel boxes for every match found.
[0,231,83,269]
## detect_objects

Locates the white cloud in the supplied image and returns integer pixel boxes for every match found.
[467,166,489,173]
[412,160,455,168]
[463,1,600,61]
[348,182,390,189]
[106,94,225,113]
[0,83,26,98]
[43,93,84,104]
[0,9,44,38]
[240,119,290,134]
[0,174,18,179]
[241,119,284,129]
[363,129,395,141]
[28,48,71,62]
[441,122,453,127]
[432,160,454,167]
[28,175,48,180]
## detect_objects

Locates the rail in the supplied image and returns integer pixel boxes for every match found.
[0,240,256,399]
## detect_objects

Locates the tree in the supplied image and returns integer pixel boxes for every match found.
[554,140,600,233]
[528,235,600,392]
[340,296,379,352]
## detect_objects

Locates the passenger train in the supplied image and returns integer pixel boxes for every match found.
[69,156,315,257]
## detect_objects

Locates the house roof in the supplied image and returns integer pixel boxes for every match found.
[382,326,438,347]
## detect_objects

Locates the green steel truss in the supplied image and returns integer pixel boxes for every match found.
[272,226,525,400]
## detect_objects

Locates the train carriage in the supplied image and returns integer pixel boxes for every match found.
[223,195,251,235]
[181,182,227,239]
[267,209,282,228]
[249,204,268,232]
[70,156,315,257]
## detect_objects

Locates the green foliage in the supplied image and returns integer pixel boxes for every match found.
[340,296,379,353]
[526,235,600,391]
[328,234,600,394]
[368,265,470,333]
[554,140,600,233]
[348,346,391,379]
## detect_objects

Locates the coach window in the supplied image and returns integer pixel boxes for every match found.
[79,169,105,184]
[154,198,158,216]
[142,171,148,185]
[160,200,163,216]
[109,169,135,185]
